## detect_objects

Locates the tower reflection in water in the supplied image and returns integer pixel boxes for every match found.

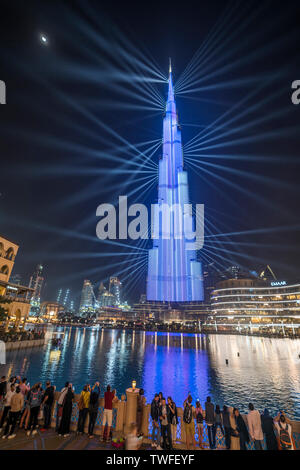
[1,328,300,419]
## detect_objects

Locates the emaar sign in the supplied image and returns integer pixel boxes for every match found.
[271,281,287,287]
[0,80,6,104]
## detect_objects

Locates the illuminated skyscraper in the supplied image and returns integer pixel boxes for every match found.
[28,264,44,315]
[63,288,70,307]
[109,276,122,305]
[56,288,62,303]
[147,62,204,302]
[79,279,95,315]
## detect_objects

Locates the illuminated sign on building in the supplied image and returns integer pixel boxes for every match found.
[270,281,287,286]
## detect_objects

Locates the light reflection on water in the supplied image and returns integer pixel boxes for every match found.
[1,327,300,419]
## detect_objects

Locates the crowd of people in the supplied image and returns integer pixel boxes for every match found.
[149,392,296,451]
[0,376,119,443]
[0,375,296,451]
[0,328,45,343]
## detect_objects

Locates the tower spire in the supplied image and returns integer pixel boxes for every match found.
[169,57,172,75]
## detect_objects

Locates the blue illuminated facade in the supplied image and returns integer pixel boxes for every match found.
[147,64,204,302]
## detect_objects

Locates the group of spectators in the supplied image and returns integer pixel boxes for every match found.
[150,393,296,451]
[0,376,118,442]
[0,375,296,451]
[0,328,45,343]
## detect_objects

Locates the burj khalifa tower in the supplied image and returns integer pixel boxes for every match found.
[147,62,204,302]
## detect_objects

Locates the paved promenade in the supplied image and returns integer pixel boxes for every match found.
[0,428,204,451]
[0,428,124,450]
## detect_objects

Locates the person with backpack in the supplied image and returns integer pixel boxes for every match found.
[27,383,43,436]
[88,382,100,438]
[195,400,205,449]
[274,412,295,450]
[205,396,216,449]
[41,380,55,431]
[213,405,224,442]
[183,395,196,450]
[19,387,31,430]
[150,393,160,448]
[77,384,90,434]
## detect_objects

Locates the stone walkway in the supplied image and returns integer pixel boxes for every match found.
[0,429,120,450]
[0,428,206,451]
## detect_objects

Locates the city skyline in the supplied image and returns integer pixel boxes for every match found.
[0,1,300,305]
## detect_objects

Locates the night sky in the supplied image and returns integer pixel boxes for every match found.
[0,0,300,306]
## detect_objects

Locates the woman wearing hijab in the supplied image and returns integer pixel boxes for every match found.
[58,384,74,437]
[261,409,278,450]
[233,408,249,450]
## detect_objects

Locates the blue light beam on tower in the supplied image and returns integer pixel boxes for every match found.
[146,62,204,302]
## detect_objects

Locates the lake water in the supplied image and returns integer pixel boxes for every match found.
[1,326,300,419]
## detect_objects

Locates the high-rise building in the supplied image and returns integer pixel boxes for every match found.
[56,288,73,311]
[109,277,122,305]
[97,282,106,301]
[79,279,95,315]
[56,288,62,303]
[28,264,44,315]
[208,278,300,335]
[147,62,204,302]
[63,288,70,308]
[100,291,115,307]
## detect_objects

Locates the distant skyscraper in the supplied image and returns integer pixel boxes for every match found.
[56,288,62,303]
[97,282,106,301]
[147,62,203,302]
[109,277,122,305]
[56,288,72,310]
[28,264,44,315]
[63,288,70,307]
[100,291,115,307]
[79,280,95,315]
